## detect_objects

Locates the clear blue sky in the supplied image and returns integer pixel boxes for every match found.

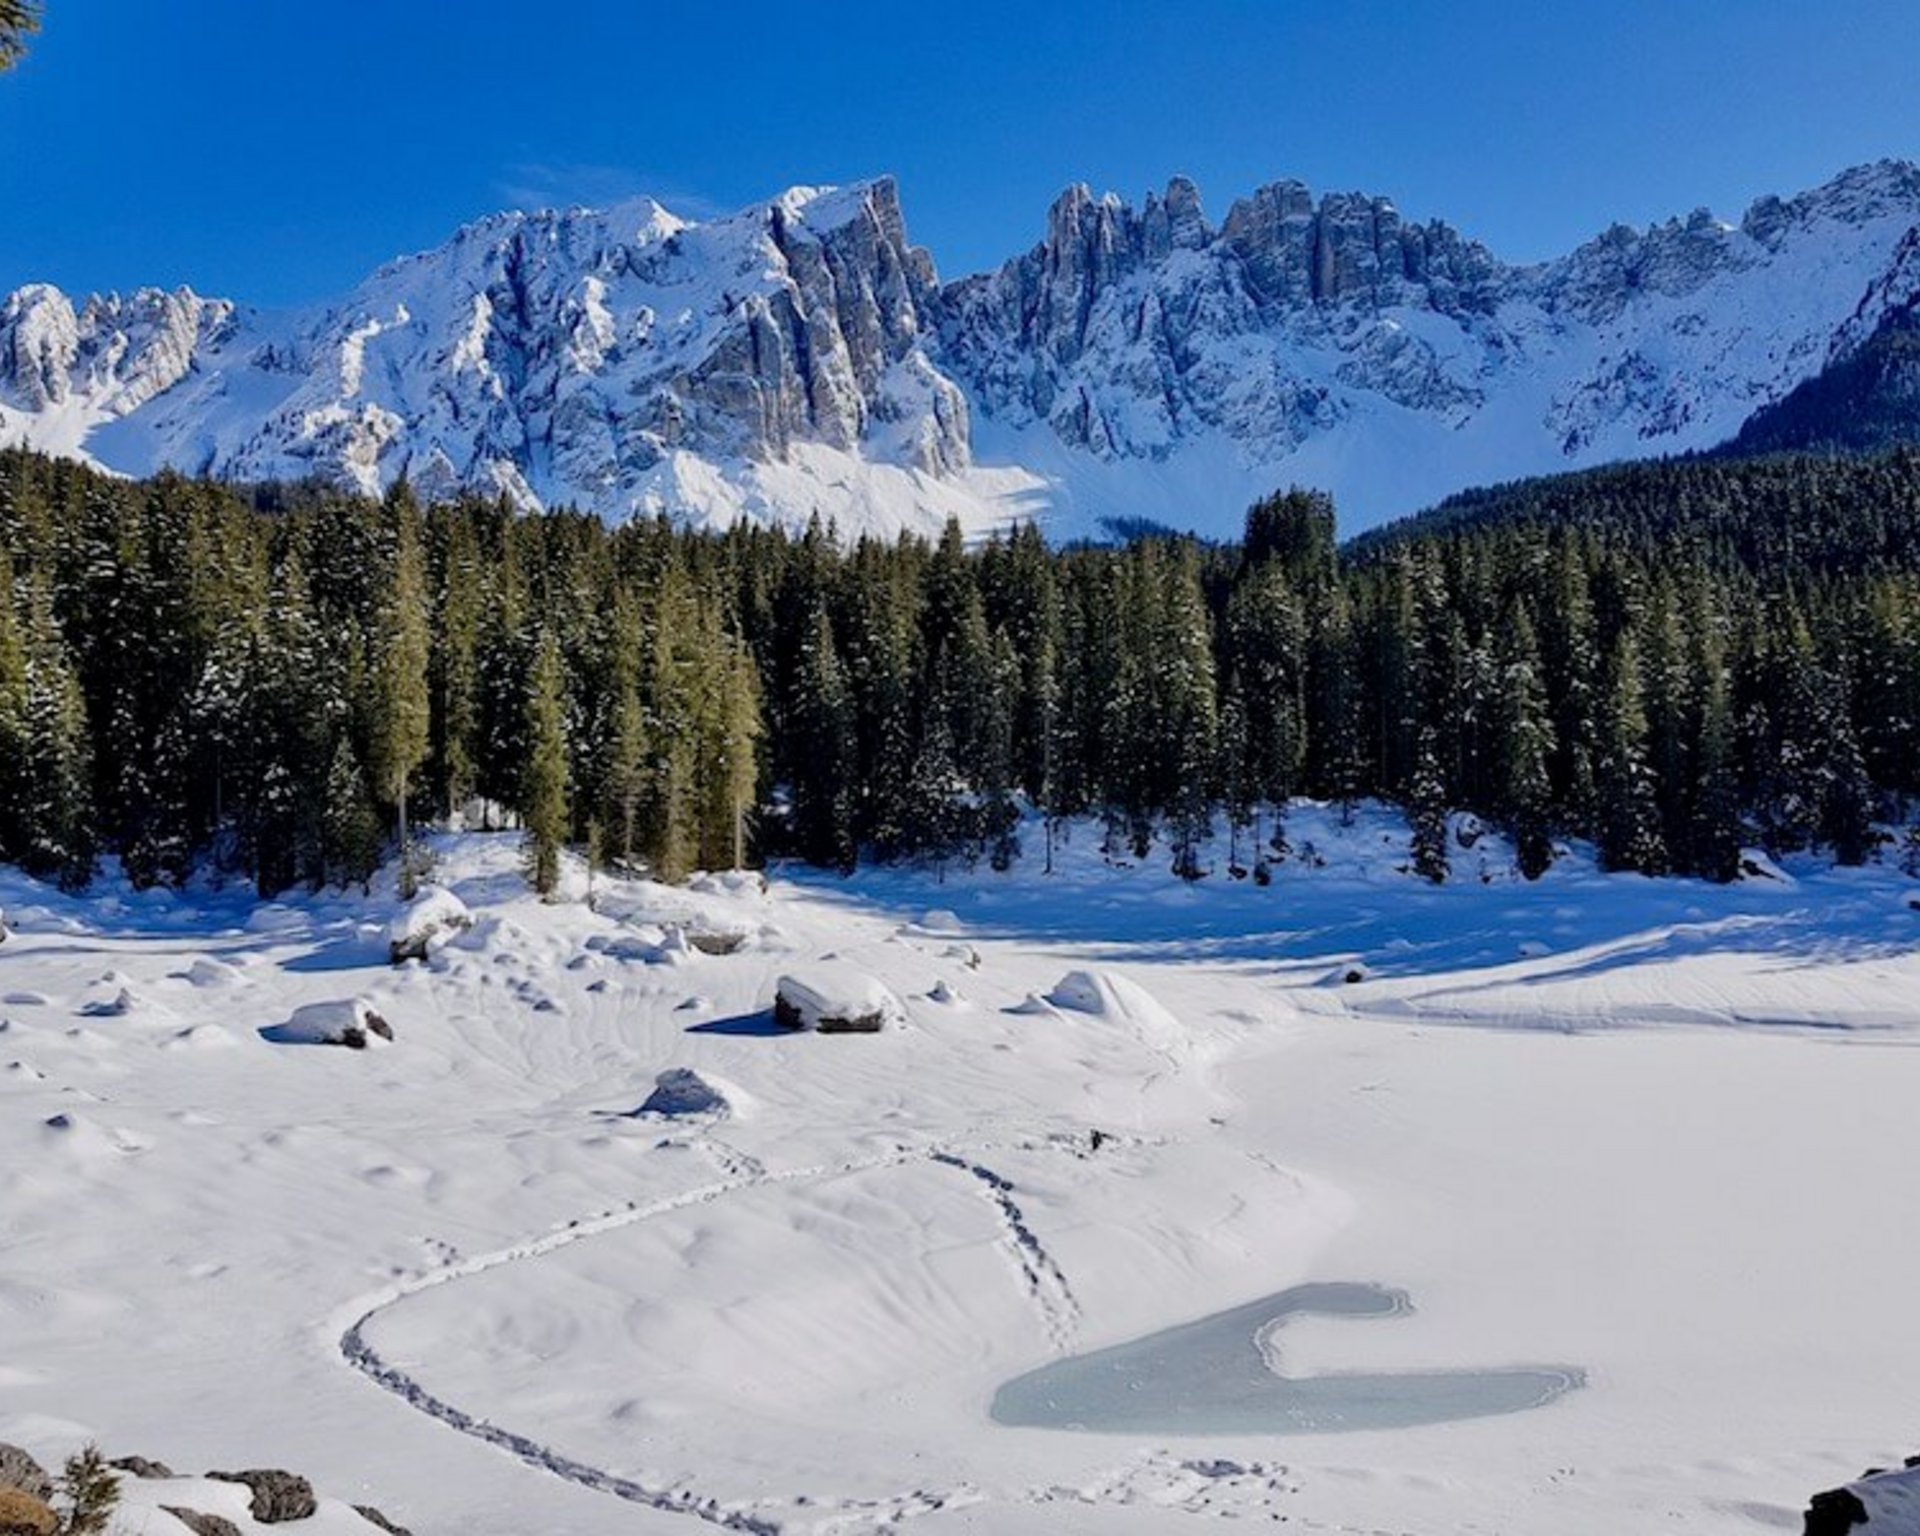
[5,0,1918,307]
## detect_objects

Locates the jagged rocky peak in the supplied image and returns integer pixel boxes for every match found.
[1217,179,1498,312]
[6,160,1920,538]
[1,282,230,415]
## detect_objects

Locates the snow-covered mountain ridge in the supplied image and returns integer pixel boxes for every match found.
[5,161,1920,538]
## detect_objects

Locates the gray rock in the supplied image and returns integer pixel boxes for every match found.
[354,1504,413,1536]
[205,1469,316,1524]
[1803,1485,1869,1534]
[161,1508,242,1536]
[0,1445,51,1503]
[109,1455,175,1479]
[636,1067,731,1119]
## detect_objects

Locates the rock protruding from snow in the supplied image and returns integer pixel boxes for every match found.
[0,1444,52,1502]
[262,999,394,1050]
[109,1456,175,1480]
[635,1067,735,1120]
[353,1504,414,1536]
[1805,1460,1920,1534]
[203,1469,317,1524]
[160,1507,241,1536]
[774,967,906,1034]
[387,886,474,964]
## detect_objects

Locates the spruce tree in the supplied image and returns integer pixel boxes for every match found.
[1595,630,1667,874]
[1690,627,1744,883]
[367,487,432,894]
[1492,607,1556,879]
[322,735,385,892]
[1407,729,1450,884]
[522,629,571,897]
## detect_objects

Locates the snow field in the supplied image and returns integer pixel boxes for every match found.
[1,805,1919,1532]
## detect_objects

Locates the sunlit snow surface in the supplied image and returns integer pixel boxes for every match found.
[3,804,1919,1534]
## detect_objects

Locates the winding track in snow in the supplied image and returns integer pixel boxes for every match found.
[930,1151,1081,1350]
[332,1135,1087,1531]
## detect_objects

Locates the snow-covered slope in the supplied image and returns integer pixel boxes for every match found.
[5,162,1920,536]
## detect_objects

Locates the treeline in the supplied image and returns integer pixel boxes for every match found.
[3,445,1920,894]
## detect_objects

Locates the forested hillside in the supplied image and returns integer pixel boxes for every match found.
[3,445,1919,895]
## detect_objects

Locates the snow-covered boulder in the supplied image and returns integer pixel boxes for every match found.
[1807,1461,1920,1534]
[262,999,394,1050]
[774,967,906,1034]
[387,886,473,964]
[635,1067,738,1120]
[1046,970,1186,1055]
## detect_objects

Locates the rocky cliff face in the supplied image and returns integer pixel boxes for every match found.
[1,180,965,520]
[936,176,1505,463]
[4,162,1919,536]
[1,284,232,418]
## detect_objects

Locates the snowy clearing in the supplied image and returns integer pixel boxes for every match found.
[2,805,1918,1534]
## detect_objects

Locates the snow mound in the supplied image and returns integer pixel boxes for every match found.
[387,885,474,963]
[262,998,395,1050]
[1047,969,1187,1054]
[1856,1464,1920,1529]
[774,967,906,1034]
[181,956,245,988]
[79,985,156,1019]
[635,1067,743,1120]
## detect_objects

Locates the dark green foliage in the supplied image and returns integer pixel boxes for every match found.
[1407,731,1450,884]
[56,1445,119,1536]
[0,0,38,72]
[3,444,1920,893]
[521,629,571,897]
[1724,295,1920,459]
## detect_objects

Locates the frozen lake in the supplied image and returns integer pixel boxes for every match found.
[991,1282,1583,1435]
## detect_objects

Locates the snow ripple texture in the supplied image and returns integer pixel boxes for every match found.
[335,1136,1087,1532]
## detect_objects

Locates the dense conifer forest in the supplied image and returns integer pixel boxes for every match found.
[3,444,1919,895]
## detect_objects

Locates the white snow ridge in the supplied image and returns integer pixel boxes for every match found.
[6,162,1920,537]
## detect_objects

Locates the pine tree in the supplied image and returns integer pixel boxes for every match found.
[429,507,483,820]
[1492,607,1556,879]
[1821,713,1877,866]
[1595,630,1667,874]
[322,735,385,892]
[599,589,650,865]
[367,487,432,895]
[522,629,571,897]
[1407,729,1450,883]
[1690,626,1744,883]
[980,630,1021,872]
[0,0,38,73]
[15,576,95,889]
[56,1445,120,1536]
[697,628,762,870]
[0,546,28,865]
[790,608,856,872]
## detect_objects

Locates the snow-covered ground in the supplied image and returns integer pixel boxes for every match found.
[3,805,1917,1534]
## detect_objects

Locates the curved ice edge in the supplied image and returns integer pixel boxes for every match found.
[991,1280,1584,1435]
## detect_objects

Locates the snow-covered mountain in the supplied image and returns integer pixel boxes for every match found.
[5,161,1920,537]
